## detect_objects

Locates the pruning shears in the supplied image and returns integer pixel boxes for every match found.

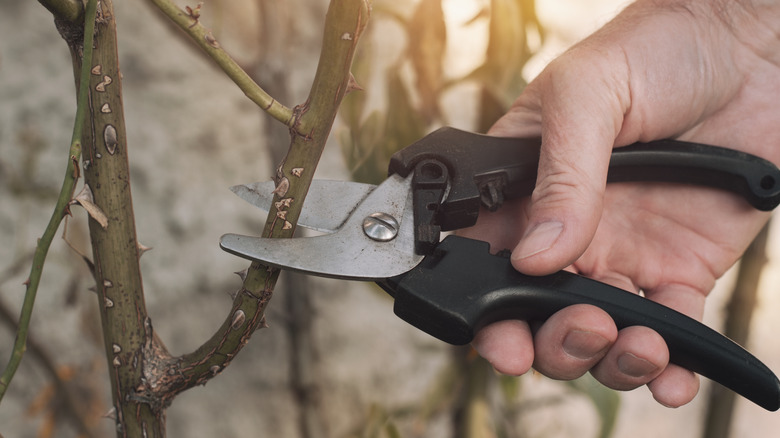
[219,127,780,411]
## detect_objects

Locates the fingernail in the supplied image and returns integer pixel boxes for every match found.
[513,221,563,261]
[562,330,610,360]
[618,353,658,378]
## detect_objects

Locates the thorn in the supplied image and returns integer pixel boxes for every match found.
[345,73,364,94]
[234,269,248,282]
[291,168,304,178]
[137,242,153,258]
[103,406,117,420]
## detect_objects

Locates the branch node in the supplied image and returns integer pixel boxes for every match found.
[204,31,220,49]
[185,2,203,27]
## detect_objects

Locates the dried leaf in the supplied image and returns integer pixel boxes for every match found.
[384,67,426,154]
[345,110,388,185]
[71,185,108,229]
[485,0,539,101]
[476,87,509,134]
[408,0,446,123]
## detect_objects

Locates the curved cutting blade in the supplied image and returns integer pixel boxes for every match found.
[220,174,423,280]
[231,180,376,233]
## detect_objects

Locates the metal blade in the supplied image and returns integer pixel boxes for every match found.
[230,180,376,233]
[220,174,422,280]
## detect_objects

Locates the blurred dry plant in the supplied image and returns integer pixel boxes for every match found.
[339,0,542,184]
[338,1,621,438]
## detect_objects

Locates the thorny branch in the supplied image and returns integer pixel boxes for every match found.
[135,0,370,402]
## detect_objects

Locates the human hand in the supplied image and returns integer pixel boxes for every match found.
[464,0,780,407]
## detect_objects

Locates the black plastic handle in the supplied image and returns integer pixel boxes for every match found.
[389,127,780,233]
[379,235,780,412]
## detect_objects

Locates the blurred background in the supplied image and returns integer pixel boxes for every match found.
[1,0,779,437]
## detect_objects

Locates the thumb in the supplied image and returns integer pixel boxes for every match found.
[494,56,627,275]
[510,140,606,275]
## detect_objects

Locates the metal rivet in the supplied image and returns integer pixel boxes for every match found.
[362,212,399,242]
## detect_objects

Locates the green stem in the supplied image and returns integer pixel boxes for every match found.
[0,0,97,403]
[148,0,295,126]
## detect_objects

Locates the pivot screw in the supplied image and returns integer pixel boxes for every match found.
[362,212,399,242]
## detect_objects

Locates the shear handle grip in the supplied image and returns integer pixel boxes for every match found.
[380,235,780,412]
[388,127,780,231]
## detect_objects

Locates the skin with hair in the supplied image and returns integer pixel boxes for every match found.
[463,0,780,407]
